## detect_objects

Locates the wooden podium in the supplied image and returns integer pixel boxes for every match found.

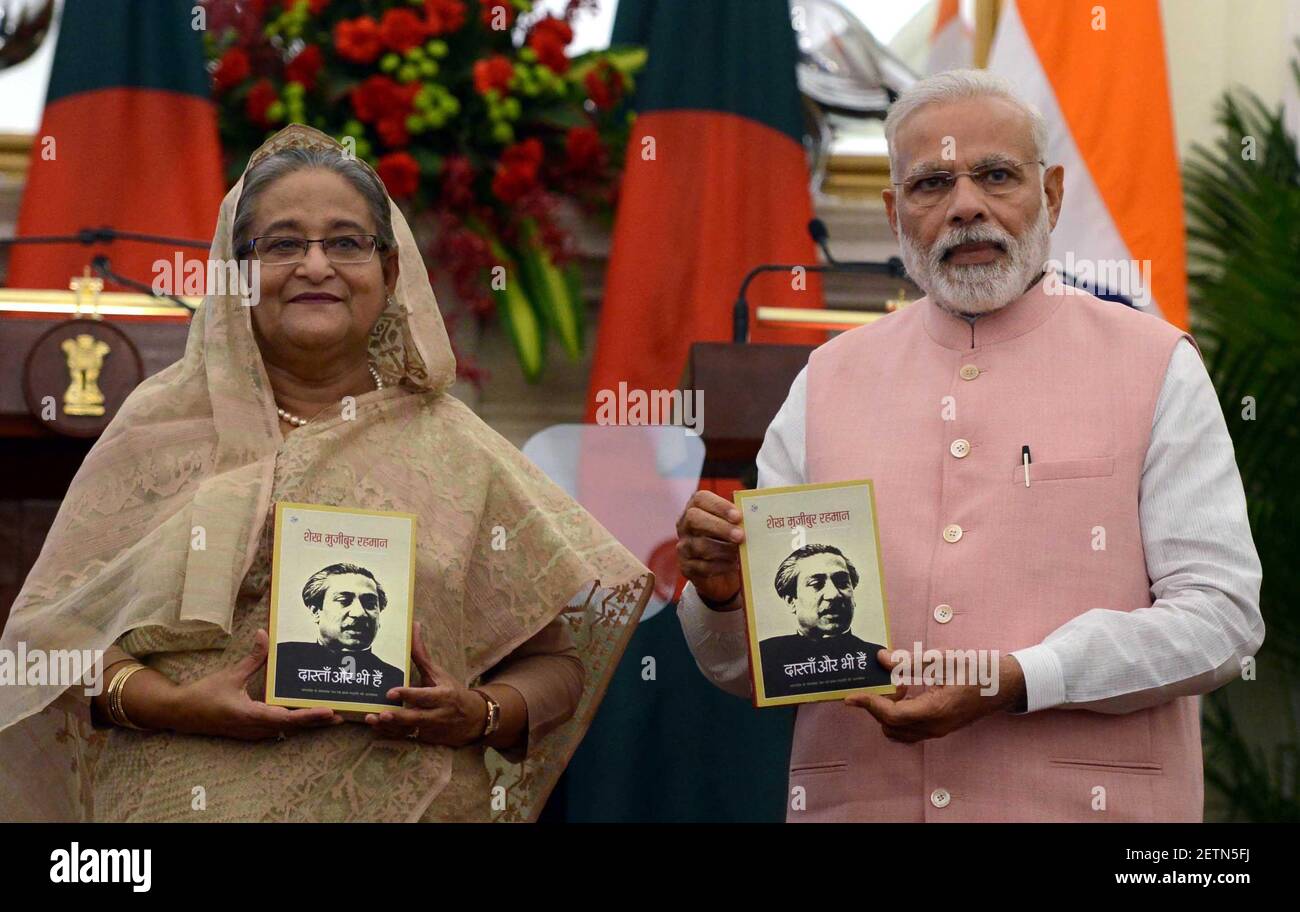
[680,341,815,478]
[679,297,913,478]
[0,279,197,627]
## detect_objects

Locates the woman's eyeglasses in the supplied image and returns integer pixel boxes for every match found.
[241,234,384,265]
[893,160,1045,208]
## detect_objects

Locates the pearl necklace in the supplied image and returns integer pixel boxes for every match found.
[276,365,385,428]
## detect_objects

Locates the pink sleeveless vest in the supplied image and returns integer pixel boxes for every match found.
[799,278,1201,822]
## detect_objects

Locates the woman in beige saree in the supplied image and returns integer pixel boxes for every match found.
[0,125,651,822]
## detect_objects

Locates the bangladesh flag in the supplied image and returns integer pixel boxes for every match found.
[7,0,224,292]
[552,0,820,823]
[583,0,824,416]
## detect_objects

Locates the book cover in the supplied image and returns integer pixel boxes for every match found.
[734,480,896,707]
[265,501,417,718]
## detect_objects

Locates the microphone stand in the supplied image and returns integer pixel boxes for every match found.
[0,227,211,312]
[731,219,910,343]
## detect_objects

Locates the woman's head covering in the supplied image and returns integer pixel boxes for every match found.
[0,125,651,821]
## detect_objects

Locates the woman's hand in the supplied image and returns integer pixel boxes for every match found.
[365,622,487,747]
[167,628,343,740]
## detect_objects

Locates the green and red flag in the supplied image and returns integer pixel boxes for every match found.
[584,0,824,418]
[557,0,813,823]
[7,0,225,293]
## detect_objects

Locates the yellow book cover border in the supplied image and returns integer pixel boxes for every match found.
[733,479,896,708]
[265,500,418,717]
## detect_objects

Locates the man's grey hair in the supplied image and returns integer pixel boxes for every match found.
[232,147,398,256]
[883,69,1049,180]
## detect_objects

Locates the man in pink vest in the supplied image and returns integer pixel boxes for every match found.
[674,70,1263,822]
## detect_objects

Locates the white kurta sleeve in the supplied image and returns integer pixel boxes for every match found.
[1010,339,1265,713]
[677,367,809,698]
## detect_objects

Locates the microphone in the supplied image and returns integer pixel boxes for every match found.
[0,226,210,312]
[0,226,210,250]
[808,218,834,262]
[730,221,909,343]
[90,255,194,311]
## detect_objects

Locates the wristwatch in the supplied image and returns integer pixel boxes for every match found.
[474,689,501,739]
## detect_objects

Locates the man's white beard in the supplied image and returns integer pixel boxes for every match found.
[899,200,1052,316]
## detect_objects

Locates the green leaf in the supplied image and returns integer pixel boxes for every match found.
[483,237,547,382]
[1183,50,1300,821]
[517,243,584,361]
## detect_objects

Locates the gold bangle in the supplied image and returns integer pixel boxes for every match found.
[104,662,136,713]
[107,663,148,731]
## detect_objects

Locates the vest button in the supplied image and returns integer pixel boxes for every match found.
[949,438,970,458]
[942,523,963,543]
[930,788,951,808]
[959,363,980,380]
[934,604,953,623]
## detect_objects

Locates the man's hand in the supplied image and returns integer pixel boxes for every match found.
[844,648,1026,743]
[675,489,746,609]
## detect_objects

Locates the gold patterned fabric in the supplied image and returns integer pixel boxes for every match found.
[0,125,651,822]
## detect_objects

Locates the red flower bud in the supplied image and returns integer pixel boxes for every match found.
[377,151,421,198]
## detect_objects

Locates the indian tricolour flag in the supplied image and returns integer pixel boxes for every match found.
[988,0,1188,329]
[928,0,973,74]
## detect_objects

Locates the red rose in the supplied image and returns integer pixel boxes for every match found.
[334,17,383,64]
[424,0,467,36]
[379,8,428,53]
[479,1,515,32]
[530,16,574,46]
[492,138,543,203]
[284,44,323,89]
[502,137,544,169]
[564,126,604,173]
[472,55,513,95]
[527,16,572,74]
[491,166,535,204]
[246,79,278,127]
[350,75,418,123]
[377,152,421,198]
[350,75,419,149]
[375,115,411,149]
[584,61,625,111]
[213,47,250,93]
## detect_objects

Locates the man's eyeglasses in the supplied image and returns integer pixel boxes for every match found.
[240,234,385,265]
[893,160,1045,208]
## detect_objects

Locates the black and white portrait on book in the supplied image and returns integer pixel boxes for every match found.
[267,503,417,712]
[756,543,891,698]
[735,481,895,705]
[274,561,407,705]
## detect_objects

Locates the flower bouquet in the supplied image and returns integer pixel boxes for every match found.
[203,0,644,381]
